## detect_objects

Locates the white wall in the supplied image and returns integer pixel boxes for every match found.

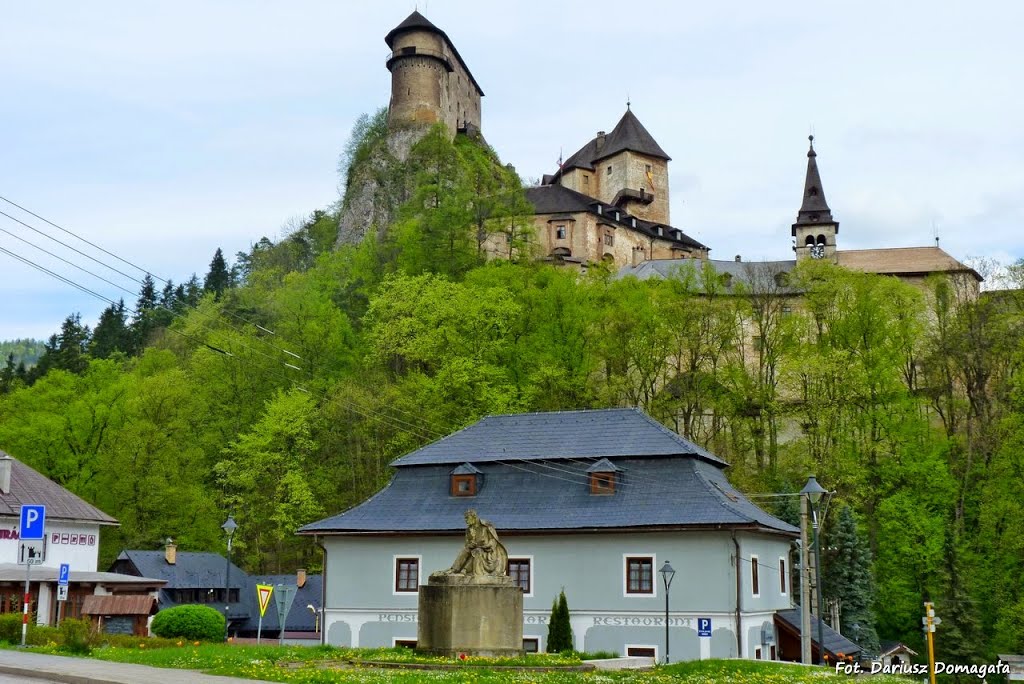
[0,516,102,571]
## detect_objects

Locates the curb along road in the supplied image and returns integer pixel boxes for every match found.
[0,650,277,684]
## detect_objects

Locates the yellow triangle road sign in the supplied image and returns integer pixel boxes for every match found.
[257,584,274,617]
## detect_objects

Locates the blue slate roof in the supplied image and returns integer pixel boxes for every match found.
[113,550,246,589]
[242,575,323,633]
[301,422,796,536]
[391,408,727,467]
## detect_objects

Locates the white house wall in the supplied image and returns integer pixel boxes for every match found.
[320,529,791,658]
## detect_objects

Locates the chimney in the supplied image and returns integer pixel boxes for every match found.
[735,255,742,262]
[0,454,11,495]
[632,246,646,268]
[165,538,177,565]
[595,131,606,151]
[297,568,307,588]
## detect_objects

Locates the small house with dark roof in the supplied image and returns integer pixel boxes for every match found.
[299,408,798,660]
[110,541,249,635]
[0,450,164,630]
[774,607,863,664]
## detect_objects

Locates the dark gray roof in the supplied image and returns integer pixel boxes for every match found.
[0,452,118,525]
[241,575,323,633]
[384,11,484,97]
[451,463,481,475]
[561,109,670,172]
[113,550,246,590]
[391,408,727,467]
[776,607,862,657]
[525,185,708,251]
[793,135,837,232]
[617,258,800,294]
[299,456,796,536]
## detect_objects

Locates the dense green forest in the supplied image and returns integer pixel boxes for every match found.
[2,117,1023,664]
[0,338,45,370]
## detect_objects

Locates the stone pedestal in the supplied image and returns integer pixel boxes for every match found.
[417,574,523,656]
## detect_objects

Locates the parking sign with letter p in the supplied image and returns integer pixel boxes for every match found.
[19,505,46,540]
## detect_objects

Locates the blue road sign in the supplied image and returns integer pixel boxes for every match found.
[698,617,712,638]
[58,563,70,586]
[19,505,46,540]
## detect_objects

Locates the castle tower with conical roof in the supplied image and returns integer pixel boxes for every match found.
[553,107,672,225]
[792,135,839,260]
[385,11,484,135]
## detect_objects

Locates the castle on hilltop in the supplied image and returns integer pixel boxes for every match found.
[382,11,980,290]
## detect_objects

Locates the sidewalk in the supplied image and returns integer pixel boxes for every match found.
[0,650,277,684]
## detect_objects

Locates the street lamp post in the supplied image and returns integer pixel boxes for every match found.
[659,561,676,665]
[221,514,237,642]
[801,476,827,665]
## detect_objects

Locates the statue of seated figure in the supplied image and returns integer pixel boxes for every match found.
[436,509,508,578]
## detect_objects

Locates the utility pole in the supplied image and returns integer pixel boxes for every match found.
[800,493,812,664]
[923,602,940,684]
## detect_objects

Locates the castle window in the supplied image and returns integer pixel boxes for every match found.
[607,165,612,176]
[556,226,566,240]
[645,164,652,174]
[583,175,589,186]
[816,234,827,245]
[604,233,614,247]
[805,236,815,246]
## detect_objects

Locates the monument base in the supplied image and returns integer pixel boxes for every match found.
[417,573,523,656]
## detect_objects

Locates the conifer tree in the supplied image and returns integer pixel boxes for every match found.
[824,506,880,654]
[91,300,130,359]
[546,589,573,653]
[0,353,14,394]
[204,248,232,300]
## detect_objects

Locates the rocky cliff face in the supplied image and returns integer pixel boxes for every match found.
[335,125,428,247]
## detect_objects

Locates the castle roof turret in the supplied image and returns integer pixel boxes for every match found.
[559,108,670,174]
[793,135,835,231]
[384,11,484,96]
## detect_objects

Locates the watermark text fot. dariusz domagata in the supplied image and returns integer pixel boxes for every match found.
[836,660,1010,679]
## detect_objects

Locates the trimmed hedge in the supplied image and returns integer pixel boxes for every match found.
[150,604,225,641]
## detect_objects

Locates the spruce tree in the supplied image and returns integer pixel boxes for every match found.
[91,300,130,359]
[824,506,880,654]
[204,248,232,300]
[546,589,573,653]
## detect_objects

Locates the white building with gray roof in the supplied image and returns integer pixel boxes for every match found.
[300,408,801,661]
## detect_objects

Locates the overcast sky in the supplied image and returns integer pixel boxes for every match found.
[2,1,1022,340]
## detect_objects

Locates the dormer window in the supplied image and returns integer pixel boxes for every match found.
[586,458,621,495]
[450,463,481,497]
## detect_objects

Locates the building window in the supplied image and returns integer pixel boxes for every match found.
[752,335,763,352]
[782,305,792,316]
[751,555,760,597]
[555,226,566,240]
[451,474,476,497]
[395,557,420,593]
[523,637,539,653]
[626,646,657,658]
[590,472,615,495]
[604,233,614,247]
[607,165,612,176]
[583,175,589,186]
[645,164,652,174]
[755,646,763,659]
[507,558,532,594]
[770,645,777,660]
[625,556,654,595]
[779,557,788,596]
[395,639,417,648]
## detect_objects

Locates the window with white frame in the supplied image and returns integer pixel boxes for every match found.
[625,556,655,595]
[779,557,788,596]
[394,556,420,593]
[507,557,532,595]
[751,554,760,597]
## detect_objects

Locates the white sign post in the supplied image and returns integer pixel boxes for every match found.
[18,505,46,648]
[274,584,297,646]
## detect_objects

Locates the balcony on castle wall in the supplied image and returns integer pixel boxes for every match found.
[386,47,453,72]
[612,187,655,207]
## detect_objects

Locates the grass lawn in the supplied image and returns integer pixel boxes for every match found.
[16,642,915,683]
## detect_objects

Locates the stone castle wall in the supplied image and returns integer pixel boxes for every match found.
[388,29,482,134]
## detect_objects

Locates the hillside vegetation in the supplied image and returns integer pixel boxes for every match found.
[2,116,1024,667]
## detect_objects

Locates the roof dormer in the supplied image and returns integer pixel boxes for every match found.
[450,463,481,497]
[587,458,621,495]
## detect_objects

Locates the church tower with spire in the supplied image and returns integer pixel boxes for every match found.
[792,135,839,261]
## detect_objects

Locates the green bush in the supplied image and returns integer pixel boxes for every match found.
[150,604,225,641]
[58,618,98,654]
[0,613,24,644]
